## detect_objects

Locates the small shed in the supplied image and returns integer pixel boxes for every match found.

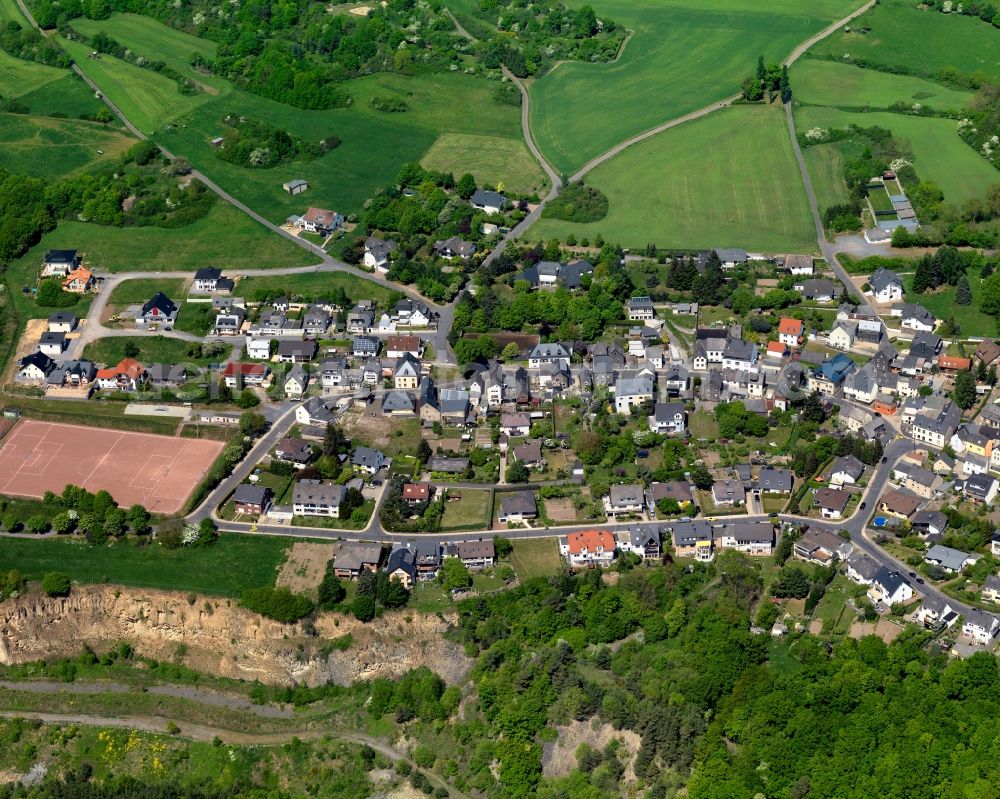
[210,136,224,148]
[283,179,309,196]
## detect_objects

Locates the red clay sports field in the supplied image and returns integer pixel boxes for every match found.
[0,420,224,514]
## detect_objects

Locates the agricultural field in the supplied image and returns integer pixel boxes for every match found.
[527,0,862,175]
[0,113,136,178]
[0,533,289,597]
[0,46,64,98]
[810,0,1000,84]
[529,105,817,252]
[421,133,547,196]
[6,203,313,273]
[795,106,999,205]
[791,59,974,112]
[61,36,211,134]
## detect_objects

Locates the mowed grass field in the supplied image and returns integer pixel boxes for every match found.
[811,0,1000,83]
[0,534,289,597]
[108,277,188,305]
[6,203,313,273]
[801,139,854,212]
[791,59,974,112]
[236,271,402,306]
[421,133,547,195]
[17,73,108,118]
[510,537,562,580]
[0,113,137,178]
[527,0,861,175]
[530,105,817,251]
[61,36,211,134]
[795,106,1000,205]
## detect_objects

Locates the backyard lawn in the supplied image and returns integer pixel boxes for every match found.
[530,105,817,252]
[82,336,228,366]
[689,411,720,440]
[906,266,996,337]
[510,537,562,580]
[0,533,290,597]
[441,489,493,531]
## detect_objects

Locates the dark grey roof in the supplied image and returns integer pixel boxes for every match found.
[234,484,269,505]
[195,267,221,281]
[386,546,416,580]
[471,189,508,209]
[352,446,384,469]
[757,468,792,492]
[869,267,903,293]
[141,292,177,317]
[500,492,537,516]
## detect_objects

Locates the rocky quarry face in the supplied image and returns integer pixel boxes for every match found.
[0,585,471,686]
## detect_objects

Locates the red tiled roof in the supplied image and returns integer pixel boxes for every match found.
[567,529,615,555]
[778,317,803,336]
[223,362,267,377]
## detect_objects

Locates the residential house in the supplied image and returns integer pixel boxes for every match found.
[146,363,188,387]
[233,484,272,516]
[512,440,545,469]
[867,567,914,607]
[962,608,1000,644]
[614,375,654,414]
[277,339,318,363]
[662,365,689,397]
[648,402,686,435]
[295,396,337,426]
[347,307,375,334]
[784,254,814,275]
[137,292,177,326]
[828,321,856,351]
[900,464,942,499]
[41,249,80,277]
[47,360,96,388]
[911,510,947,538]
[869,267,904,303]
[915,596,959,628]
[433,237,476,260]
[352,336,380,359]
[402,482,431,505]
[879,488,922,520]
[193,267,223,292]
[17,351,55,381]
[351,446,385,475]
[795,528,852,564]
[38,331,66,357]
[438,388,471,425]
[214,308,245,336]
[446,540,495,569]
[815,487,851,519]
[670,519,716,561]
[983,574,1000,603]
[333,542,382,579]
[246,339,271,360]
[222,362,269,388]
[714,248,749,270]
[716,520,774,555]
[382,390,416,416]
[292,480,346,517]
[778,317,805,347]
[807,353,855,395]
[47,312,77,334]
[302,308,331,336]
[393,354,422,389]
[829,455,865,486]
[470,189,508,215]
[893,302,936,332]
[385,547,417,588]
[909,331,943,361]
[604,484,646,518]
[275,437,314,468]
[712,479,746,507]
[646,481,693,514]
[498,491,538,524]
[297,207,343,235]
[796,278,836,302]
[626,296,656,321]
[757,468,793,494]
[500,412,531,437]
[62,267,93,293]
[527,342,571,370]
[616,527,661,559]
[846,552,881,585]
[926,544,979,574]
[363,237,397,272]
[975,339,1000,368]
[561,529,616,567]
[95,358,147,391]
[386,335,422,359]
[283,365,308,398]
[395,299,433,328]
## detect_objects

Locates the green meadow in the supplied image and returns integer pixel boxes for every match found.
[527,0,862,175]
[795,106,1000,205]
[529,105,816,252]
[421,133,548,196]
[0,112,136,178]
[811,0,1000,83]
[791,59,974,112]
[17,73,108,118]
[6,203,313,273]
[0,45,64,98]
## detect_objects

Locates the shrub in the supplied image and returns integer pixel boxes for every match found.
[240,587,314,623]
[42,572,71,597]
[542,182,609,223]
[370,96,408,112]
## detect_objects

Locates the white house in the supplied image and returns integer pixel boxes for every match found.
[246,338,272,360]
[614,375,654,414]
[868,268,904,303]
[527,343,571,370]
[962,609,1000,644]
[648,402,686,435]
[867,567,913,607]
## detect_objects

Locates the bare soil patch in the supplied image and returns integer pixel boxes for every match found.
[542,719,641,783]
[276,542,336,597]
[545,497,576,521]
